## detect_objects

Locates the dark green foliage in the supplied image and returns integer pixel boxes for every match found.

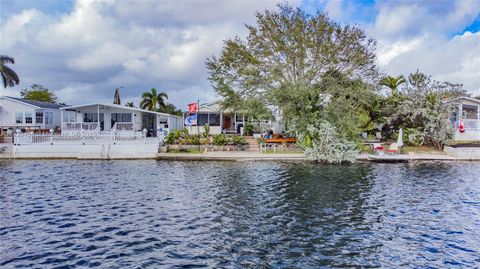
[0,55,19,88]
[231,135,246,145]
[20,84,58,103]
[140,88,168,111]
[212,134,228,146]
[243,123,254,135]
[206,4,379,151]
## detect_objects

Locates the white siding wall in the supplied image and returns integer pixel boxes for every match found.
[0,98,60,130]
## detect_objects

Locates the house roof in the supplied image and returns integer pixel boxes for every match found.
[61,103,181,118]
[444,96,480,105]
[1,96,64,109]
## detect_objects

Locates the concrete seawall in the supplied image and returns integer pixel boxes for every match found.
[10,144,158,159]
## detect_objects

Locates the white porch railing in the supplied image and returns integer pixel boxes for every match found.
[14,132,159,145]
[454,119,480,130]
[62,122,99,131]
[111,122,140,132]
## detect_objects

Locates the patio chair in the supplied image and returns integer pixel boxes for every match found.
[373,143,384,155]
[386,143,399,154]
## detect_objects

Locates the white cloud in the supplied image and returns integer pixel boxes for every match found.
[0,0,287,107]
[372,0,480,95]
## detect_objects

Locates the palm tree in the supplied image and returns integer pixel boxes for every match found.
[0,55,20,88]
[380,75,406,96]
[125,101,134,107]
[140,88,168,111]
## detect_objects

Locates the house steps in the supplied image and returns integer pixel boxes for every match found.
[244,137,260,152]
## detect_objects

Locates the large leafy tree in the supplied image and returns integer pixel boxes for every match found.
[0,55,20,88]
[206,5,378,161]
[20,84,58,103]
[140,88,168,111]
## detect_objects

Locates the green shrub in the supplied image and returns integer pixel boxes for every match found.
[165,130,182,144]
[213,134,228,146]
[202,124,210,138]
[231,135,246,145]
[184,134,200,145]
[243,123,253,135]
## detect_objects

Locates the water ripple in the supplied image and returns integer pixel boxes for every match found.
[1,160,479,268]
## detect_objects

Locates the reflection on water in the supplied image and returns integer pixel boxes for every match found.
[1,160,479,268]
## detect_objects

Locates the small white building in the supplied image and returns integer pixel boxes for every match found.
[446,96,480,141]
[60,103,183,136]
[0,96,62,135]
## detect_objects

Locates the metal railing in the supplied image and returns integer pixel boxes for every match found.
[14,132,159,145]
[62,122,99,131]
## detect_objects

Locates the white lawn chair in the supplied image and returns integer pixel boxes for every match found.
[387,143,399,154]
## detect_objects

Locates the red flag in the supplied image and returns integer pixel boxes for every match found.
[188,103,198,113]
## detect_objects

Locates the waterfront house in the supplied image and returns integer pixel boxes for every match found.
[60,103,183,136]
[0,96,62,135]
[446,96,480,141]
[183,100,284,135]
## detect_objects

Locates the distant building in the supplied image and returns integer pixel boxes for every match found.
[445,96,480,141]
[0,96,63,135]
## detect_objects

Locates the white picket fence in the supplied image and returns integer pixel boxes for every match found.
[14,132,160,145]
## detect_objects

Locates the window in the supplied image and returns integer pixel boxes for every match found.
[84,113,98,122]
[45,112,53,124]
[111,113,132,123]
[63,111,76,122]
[208,113,220,126]
[197,113,208,126]
[36,112,43,124]
[15,112,23,124]
[25,112,33,124]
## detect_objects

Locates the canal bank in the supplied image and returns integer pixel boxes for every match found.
[3,144,480,161]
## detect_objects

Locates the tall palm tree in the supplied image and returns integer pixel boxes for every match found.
[140,88,168,111]
[380,75,406,96]
[0,55,20,88]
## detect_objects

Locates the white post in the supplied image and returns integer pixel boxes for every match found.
[49,128,54,145]
[234,112,237,133]
[60,110,64,131]
[477,105,480,129]
[143,128,148,144]
[458,103,463,129]
[97,105,100,132]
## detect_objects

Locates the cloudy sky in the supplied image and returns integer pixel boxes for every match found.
[1,0,479,108]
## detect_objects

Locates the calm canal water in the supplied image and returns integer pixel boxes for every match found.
[1,160,479,268]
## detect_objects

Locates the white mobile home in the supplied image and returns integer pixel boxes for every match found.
[446,96,480,141]
[0,96,62,135]
[183,100,284,135]
[60,103,182,136]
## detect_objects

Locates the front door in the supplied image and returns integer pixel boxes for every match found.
[224,115,232,129]
[142,114,156,137]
